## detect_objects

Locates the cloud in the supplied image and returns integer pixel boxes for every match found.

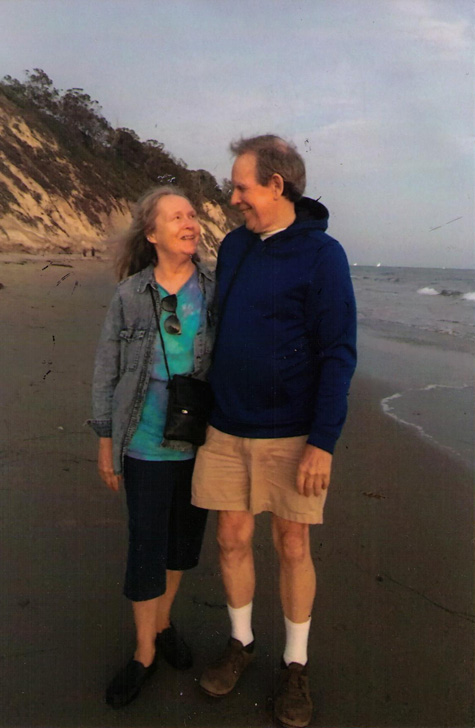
[301,118,383,175]
[395,0,471,58]
[299,116,428,182]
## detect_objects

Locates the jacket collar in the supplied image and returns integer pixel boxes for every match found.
[135,257,214,294]
[237,196,330,245]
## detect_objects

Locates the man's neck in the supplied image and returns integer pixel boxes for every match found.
[261,202,296,236]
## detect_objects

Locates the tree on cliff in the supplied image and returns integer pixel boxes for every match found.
[2,69,60,115]
[59,88,112,149]
[0,69,237,235]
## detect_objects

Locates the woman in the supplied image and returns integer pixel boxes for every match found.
[89,186,214,709]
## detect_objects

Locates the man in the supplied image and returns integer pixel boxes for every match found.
[192,135,356,728]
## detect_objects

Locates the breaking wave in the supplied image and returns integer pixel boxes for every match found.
[381,384,474,467]
[418,287,475,301]
[417,287,439,296]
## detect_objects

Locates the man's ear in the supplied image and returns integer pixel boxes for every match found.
[270,173,285,199]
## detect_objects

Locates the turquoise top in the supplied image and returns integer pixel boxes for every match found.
[127,270,203,461]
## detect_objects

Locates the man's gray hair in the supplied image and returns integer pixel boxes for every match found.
[230,134,306,202]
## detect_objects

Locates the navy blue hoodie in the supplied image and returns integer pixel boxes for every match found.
[209,197,357,454]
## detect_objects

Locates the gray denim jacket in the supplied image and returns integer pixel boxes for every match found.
[88,260,216,474]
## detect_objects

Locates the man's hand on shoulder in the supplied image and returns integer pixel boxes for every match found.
[296,444,333,497]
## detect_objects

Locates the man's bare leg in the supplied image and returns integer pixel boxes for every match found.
[217,510,255,608]
[272,514,314,726]
[199,510,256,696]
[272,514,316,623]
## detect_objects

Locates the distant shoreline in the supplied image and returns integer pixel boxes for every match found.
[1,251,474,272]
[351,264,475,272]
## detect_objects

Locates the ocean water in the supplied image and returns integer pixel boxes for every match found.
[352,267,474,470]
[352,266,475,342]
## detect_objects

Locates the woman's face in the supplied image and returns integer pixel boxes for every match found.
[146,194,200,259]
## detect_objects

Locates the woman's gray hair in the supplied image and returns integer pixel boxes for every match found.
[230,134,306,202]
[115,185,189,280]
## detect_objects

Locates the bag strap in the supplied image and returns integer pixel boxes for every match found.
[149,238,253,375]
[148,287,172,383]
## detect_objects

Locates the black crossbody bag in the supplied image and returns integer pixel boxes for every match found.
[149,287,212,446]
[148,244,252,446]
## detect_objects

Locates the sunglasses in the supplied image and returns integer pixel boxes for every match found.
[160,294,181,335]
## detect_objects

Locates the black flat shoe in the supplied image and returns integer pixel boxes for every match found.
[156,623,193,670]
[105,658,157,709]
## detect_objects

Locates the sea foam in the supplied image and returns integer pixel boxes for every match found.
[381,384,474,468]
[417,287,439,296]
[417,287,475,300]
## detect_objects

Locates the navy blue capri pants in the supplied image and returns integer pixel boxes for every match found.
[123,456,208,602]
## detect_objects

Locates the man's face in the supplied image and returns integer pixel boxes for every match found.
[230,153,278,234]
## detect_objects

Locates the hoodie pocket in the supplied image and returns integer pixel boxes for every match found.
[232,353,289,417]
[274,346,316,407]
[119,328,146,373]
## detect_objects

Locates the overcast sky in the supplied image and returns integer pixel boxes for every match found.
[0,0,473,268]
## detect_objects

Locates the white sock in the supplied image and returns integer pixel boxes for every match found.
[283,615,311,666]
[227,602,254,647]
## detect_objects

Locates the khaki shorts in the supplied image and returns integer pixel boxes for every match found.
[191,426,327,524]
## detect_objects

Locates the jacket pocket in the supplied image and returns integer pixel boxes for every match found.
[228,353,289,416]
[119,328,146,373]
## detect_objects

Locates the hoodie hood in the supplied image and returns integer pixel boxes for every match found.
[261,196,328,242]
[295,196,329,229]
[233,196,330,244]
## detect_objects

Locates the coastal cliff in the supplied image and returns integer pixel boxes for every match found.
[0,71,236,262]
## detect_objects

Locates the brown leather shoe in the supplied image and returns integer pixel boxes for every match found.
[199,636,255,697]
[274,660,313,728]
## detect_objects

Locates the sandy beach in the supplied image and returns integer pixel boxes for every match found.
[0,255,473,728]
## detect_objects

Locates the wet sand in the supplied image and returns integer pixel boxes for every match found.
[0,255,473,727]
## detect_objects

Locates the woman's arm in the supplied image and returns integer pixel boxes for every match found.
[90,288,125,488]
[90,288,124,436]
[98,437,122,491]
